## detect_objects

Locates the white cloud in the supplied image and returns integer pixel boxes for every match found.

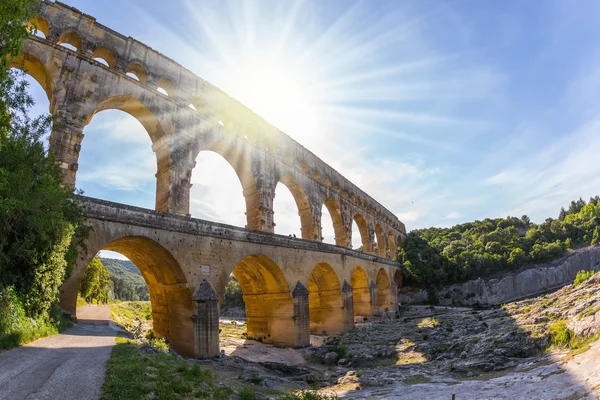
[442,212,462,220]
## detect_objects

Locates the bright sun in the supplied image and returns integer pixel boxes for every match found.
[228,61,320,142]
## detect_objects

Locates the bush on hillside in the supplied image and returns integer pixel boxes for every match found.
[574,270,595,287]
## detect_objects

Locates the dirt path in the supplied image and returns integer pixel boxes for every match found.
[0,305,116,400]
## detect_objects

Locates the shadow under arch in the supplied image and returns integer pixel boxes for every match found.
[61,236,194,356]
[231,254,294,346]
[351,266,371,316]
[193,139,260,230]
[278,176,315,240]
[308,263,343,334]
[393,269,403,294]
[353,213,373,253]
[323,198,346,246]
[377,268,392,312]
[375,224,386,257]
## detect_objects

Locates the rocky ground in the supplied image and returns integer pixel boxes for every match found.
[202,272,600,398]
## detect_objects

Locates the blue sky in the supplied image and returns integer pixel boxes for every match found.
[24,0,600,249]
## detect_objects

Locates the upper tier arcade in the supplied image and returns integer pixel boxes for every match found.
[12,0,406,258]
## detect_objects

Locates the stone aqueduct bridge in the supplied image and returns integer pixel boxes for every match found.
[14,1,408,357]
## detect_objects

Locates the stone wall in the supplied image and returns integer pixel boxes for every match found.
[401,246,600,307]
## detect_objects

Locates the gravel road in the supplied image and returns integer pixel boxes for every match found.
[0,305,116,400]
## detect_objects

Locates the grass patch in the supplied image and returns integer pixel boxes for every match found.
[548,320,573,348]
[574,270,595,287]
[111,301,152,337]
[101,338,233,400]
[0,296,73,352]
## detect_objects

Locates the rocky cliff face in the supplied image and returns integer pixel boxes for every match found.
[401,245,600,306]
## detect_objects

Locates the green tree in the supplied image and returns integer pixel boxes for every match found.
[80,258,111,304]
[0,0,86,317]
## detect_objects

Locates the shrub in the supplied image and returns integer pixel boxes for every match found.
[239,387,257,400]
[548,320,572,348]
[574,270,595,287]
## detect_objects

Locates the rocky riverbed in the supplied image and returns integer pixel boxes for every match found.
[205,272,600,398]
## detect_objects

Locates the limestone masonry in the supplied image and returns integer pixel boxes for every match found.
[13,1,406,358]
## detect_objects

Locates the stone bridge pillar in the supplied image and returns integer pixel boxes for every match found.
[247,176,275,232]
[292,282,310,347]
[341,280,354,332]
[49,113,86,187]
[153,135,194,216]
[369,280,379,315]
[192,280,220,358]
[390,279,399,312]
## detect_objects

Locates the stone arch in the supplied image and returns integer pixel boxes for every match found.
[126,61,148,83]
[375,224,386,257]
[308,263,343,334]
[376,268,392,312]
[192,139,260,230]
[397,235,404,249]
[92,46,117,68]
[277,176,314,240]
[323,198,346,246]
[157,76,177,97]
[9,50,55,104]
[230,254,294,345]
[28,16,49,38]
[80,95,169,207]
[387,232,396,259]
[351,266,370,316]
[57,31,82,52]
[353,213,372,253]
[61,235,193,356]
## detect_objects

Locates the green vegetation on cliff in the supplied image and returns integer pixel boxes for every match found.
[101,258,149,301]
[401,196,600,287]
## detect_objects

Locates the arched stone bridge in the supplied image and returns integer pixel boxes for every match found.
[12,1,408,358]
[61,197,403,358]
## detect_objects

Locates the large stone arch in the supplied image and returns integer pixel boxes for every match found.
[9,48,56,105]
[229,254,295,346]
[376,268,392,312]
[192,137,260,230]
[353,213,372,253]
[322,198,346,246]
[351,266,371,316]
[308,263,344,334]
[277,176,315,240]
[60,235,194,356]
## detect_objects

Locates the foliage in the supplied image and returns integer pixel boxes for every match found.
[0,286,73,350]
[79,257,111,304]
[101,338,233,400]
[238,387,257,400]
[548,320,572,348]
[0,0,88,319]
[111,301,152,338]
[222,275,244,311]
[574,270,595,287]
[101,258,149,301]
[401,197,600,287]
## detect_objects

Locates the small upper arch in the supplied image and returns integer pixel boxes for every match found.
[126,61,148,83]
[57,31,82,52]
[28,16,49,38]
[92,46,117,68]
[157,76,177,97]
[353,213,372,253]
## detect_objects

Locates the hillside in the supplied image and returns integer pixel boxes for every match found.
[101,258,149,301]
